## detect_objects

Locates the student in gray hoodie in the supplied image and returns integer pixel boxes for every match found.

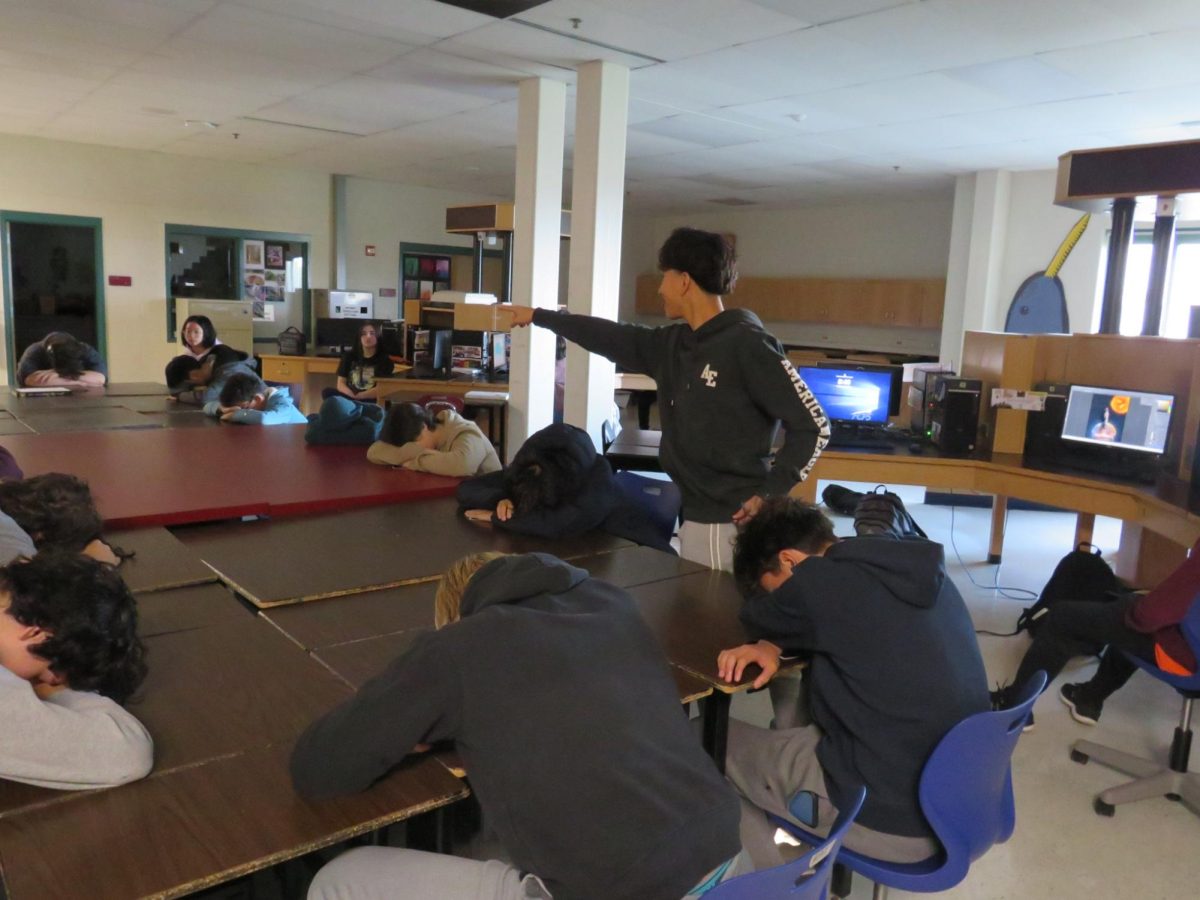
[293,552,745,900]
[0,513,153,790]
[505,227,828,571]
[368,402,501,476]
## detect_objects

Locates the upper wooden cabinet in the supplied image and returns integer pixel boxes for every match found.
[634,274,944,328]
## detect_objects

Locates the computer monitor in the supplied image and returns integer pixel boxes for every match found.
[799,365,892,424]
[1061,384,1174,455]
[491,331,508,375]
[816,361,903,416]
[315,317,386,353]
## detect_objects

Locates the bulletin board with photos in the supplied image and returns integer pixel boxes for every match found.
[401,252,452,304]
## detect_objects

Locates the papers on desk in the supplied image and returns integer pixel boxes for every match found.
[991,389,1046,411]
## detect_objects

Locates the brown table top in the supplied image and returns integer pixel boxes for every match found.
[126,617,352,774]
[13,406,163,433]
[2,427,460,528]
[0,418,33,435]
[626,570,757,692]
[0,745,466,900]
[314,629,429,690]
[113,527,219,595]
[571,546,705,589]
[177,497,633,607]
[610,429,661,450]
[136,583,250,639]
[266,581,437,650]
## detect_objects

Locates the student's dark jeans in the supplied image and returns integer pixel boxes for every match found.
[1013,594,1155,700]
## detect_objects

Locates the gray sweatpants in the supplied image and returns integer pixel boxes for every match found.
[307,846,754,900]
[677,520,738,572]
[725,719,939,868]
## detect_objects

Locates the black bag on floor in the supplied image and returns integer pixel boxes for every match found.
[1016,542,1124,635]
[853,485,927,539]
[277,326,307,356]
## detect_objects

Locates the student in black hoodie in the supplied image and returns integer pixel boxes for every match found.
[716,497,989,867]
[504,227,829,570]
[292,552,745,900]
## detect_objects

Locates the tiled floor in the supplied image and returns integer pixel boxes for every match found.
[729,480,1200,899]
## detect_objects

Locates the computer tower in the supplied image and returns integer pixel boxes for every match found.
[1023,382,1071,463]
[909,365,954,434]
[928,376,981,455]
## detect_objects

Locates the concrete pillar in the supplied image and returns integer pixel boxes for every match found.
[565,60,630,447]
[332,174,347,289]
[508,77,566,460]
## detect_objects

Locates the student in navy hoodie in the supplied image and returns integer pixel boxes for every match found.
[292,552,745,900]
[504,227,828,570]
[717,497,989,867]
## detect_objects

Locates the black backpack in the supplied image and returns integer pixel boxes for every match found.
[1016,543,1126,635]
[853,485,927,539]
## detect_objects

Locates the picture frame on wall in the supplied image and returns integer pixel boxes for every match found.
[243,240,265,270]
[265,243,284,268]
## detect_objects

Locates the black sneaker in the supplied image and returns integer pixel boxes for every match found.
[822,484,864,516]
[1059,683,1102,726]
[990,684,1035,732]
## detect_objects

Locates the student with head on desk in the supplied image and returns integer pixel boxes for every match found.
[204,372,306,425]
[367,402,500,476]
[292,551,746,899]
[504,227,828,570]
[716,497,989,867]
[0,473,127,566]
[16,331,107,388]
[0,511,152,790]
[329,322,394,403]
[164,314,254,401]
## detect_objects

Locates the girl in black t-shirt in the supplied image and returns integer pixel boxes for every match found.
[334,322,394,402]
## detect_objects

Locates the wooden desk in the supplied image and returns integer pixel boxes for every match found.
[314,629,429,690]
[3,427,460,529]
[178,498,633,607]
[12,407,161,433]
[137,583,249,639]
[0,745,466,900]
[375,373,509,402]
[571,545,705,589]
[606,429,664,472]
[266,581,437,651]
[113,527,220,594]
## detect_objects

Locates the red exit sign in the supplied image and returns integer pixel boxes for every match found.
[108,275,132,286]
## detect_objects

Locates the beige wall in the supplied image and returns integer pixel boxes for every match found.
[0,133,332,383]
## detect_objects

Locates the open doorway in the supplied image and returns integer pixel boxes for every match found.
[2,212,105,383]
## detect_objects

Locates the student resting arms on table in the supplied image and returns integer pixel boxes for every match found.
[367,402,500,476]
[715,497,989,868]
[204,372,306,425]
[0,473,128,567]
[330,322,394,403]
[292,551,746,900]
[164,315,254,400]
[0,512,152,790]
[502,226,828,571]
[16,332,107,388]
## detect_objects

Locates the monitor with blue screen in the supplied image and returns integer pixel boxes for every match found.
[799,366,893,424]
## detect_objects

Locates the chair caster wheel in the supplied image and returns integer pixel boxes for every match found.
[1069,749,1089,765]
[1094,798,1115,817]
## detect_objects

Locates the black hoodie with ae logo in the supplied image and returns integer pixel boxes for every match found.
[532,308,829,523]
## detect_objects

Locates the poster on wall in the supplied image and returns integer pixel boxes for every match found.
[243,240,265,270]
[265,244,284,268]
[243,270,265,302]
[252,299,275,322]
[263,269,286,302]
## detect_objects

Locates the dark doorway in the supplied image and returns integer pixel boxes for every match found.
[3,214,105,381]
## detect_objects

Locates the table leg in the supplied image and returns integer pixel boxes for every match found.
[1074,512,1096,549]
[636,390,657,430]
[702,690,732,774]
[988,495,1007,564]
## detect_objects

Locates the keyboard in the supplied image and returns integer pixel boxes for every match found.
[827,424,896,450]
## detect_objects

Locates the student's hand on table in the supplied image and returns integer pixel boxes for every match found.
[732,495,764,526]
[498,304,534,327]
[496,499,515,521]
[220,410,240,422]
[464,509,494,523]
[82,538,120,567]
[23,369,60,386]
[717,641,782,689]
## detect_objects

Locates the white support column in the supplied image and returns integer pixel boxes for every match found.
[508,77,566,461]
[332,174,348,289]
[564,60,629,448]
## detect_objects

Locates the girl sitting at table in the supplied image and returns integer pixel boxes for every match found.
[368,402,500,477]
[164,315,254,402]
[329,323,394,404]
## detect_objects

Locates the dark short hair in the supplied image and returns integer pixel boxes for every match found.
[219,372,267,406]
[732,497,836,595]
[180,315,217,349]
[45,333,86,379]
[382,402,434,446]
[657,227,737,296]
[0,473,102,552]
[1,550,147,703]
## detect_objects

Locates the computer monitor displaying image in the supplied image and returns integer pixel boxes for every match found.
[799,366,892,424]
[491,331,508,375]
[816,361,903,416]
[1061,385,1174,455]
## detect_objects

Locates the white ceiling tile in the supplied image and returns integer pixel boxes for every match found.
[927,0,1141,56]
[166,3,414,70]
[624,130,704,158]
[40,112,190,150]
[72,72,285,122]
[1085,0,1200,33]
[0,2,176,54]
[439,19,648,73]
[746,1,914,25]
[630,113,775,148]
[166,117,353,155]
[945,57,1103,105]
[235,0,492,43]
[790,72,1010,129]
[367,48,527,102]
[1039,30,1200,93]
[719,96,863,135]
[131,47,349,97]
[23,0,217,34]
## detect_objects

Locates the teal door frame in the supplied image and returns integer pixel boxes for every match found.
[165,224,311,342]
[1,210,106,385]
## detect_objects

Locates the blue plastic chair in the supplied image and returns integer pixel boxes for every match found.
[1071,591,1200,818]
[708,787,866,900]
[613,471,681,546]
[772,672,1045,899]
